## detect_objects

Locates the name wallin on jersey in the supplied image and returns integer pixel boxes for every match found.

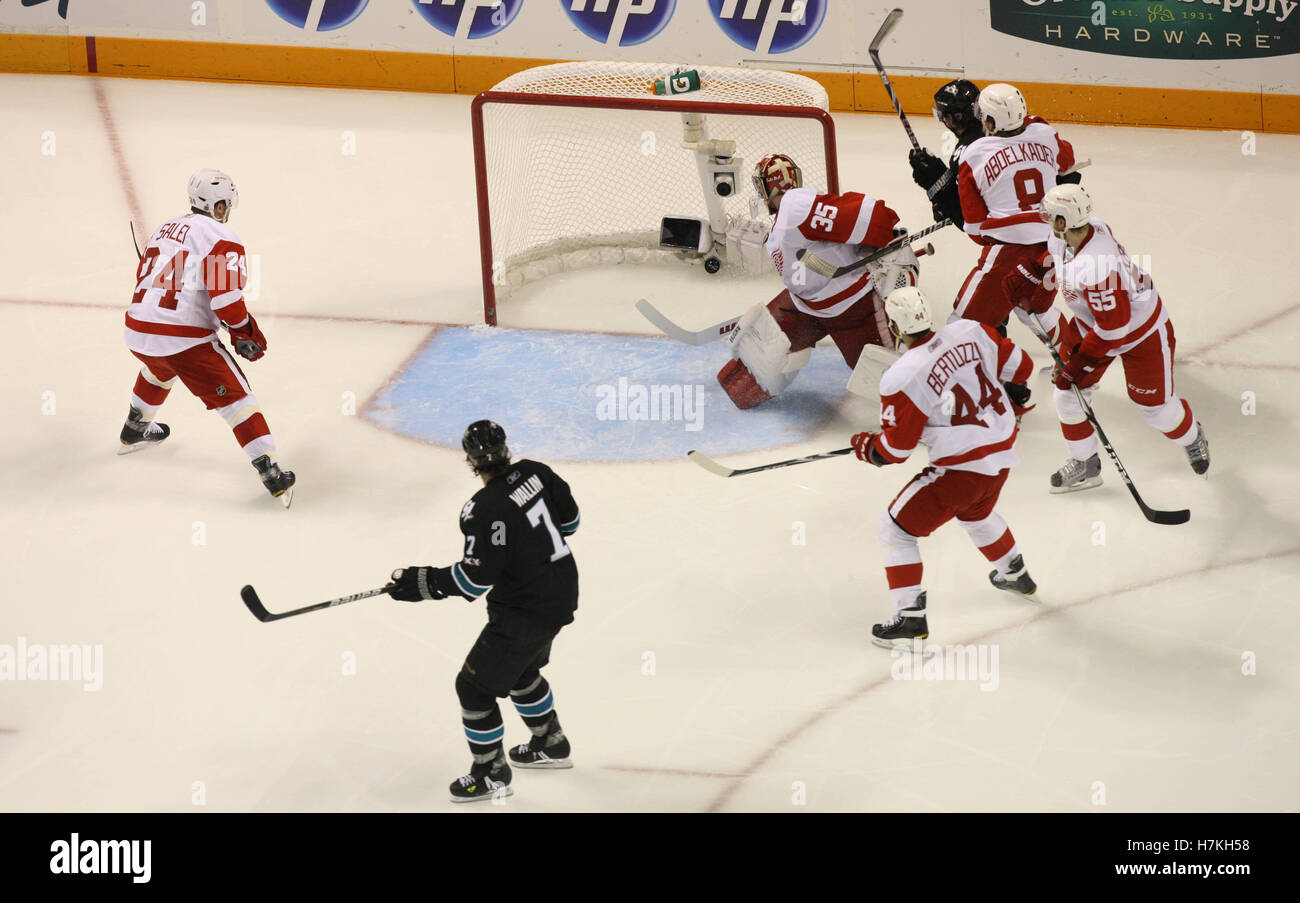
[595,377,705,431]
[507,474,544,508]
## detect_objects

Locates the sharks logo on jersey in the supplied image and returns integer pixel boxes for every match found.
[707,0,826,54]
[264,0,370,31]
[412,0,523,37]
[562,0,677,47]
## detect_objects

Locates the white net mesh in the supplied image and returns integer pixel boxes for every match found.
[476,61,836,313]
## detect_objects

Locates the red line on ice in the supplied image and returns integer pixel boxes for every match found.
[704,545,1300,812]
[91,78,144,234]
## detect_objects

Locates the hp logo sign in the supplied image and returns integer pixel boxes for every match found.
[264,0,371,31]
[562,0,677,48]
[412,0,524,38]
[708,0,826,54]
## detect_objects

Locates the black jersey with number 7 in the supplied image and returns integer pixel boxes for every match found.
[451,459,580,622]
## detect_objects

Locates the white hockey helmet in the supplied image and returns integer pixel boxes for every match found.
[977,83,1027,133]
[187,168,239,221]
[1039,183,1093,236]
[884,286,932,342]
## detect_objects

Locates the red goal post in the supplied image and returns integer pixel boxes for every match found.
[471,62,839,326]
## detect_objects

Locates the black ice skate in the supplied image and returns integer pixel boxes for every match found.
[509,719,573,769]
[1049,453,1102,494]
[449,757,513,803]
[117,406,170,455]
[1184,423,1210,476]
[989,554,1037,598]
[871,593,928,649]
[251,454,295,507]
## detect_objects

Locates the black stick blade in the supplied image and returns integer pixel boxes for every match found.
[1144,506,1191,526]
[240,585,275,622]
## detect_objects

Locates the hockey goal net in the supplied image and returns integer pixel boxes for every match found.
[472,61,839,325]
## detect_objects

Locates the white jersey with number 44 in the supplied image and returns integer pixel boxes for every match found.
[873,319,1034,476]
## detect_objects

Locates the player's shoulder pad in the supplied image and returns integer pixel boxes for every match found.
[776,186,817,226]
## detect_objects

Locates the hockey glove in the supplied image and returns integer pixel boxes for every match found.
[1004,382,1035,420]
[907,148,947,190]
[1056,170,1083,186]
[1054,344,1104,391]
[386,566,456,602]
[228,315,267,362]
[850,431,888,467]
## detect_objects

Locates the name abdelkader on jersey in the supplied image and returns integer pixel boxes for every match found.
[454,459,580,620]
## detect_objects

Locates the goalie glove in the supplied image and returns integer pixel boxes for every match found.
[227,315,267,361]
[866,226,919,298]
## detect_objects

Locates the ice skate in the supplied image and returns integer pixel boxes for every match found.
[252,454,295,508]
[1049,453,1102,494]
[871,593,928,649]
[1184,423,1209,476]
[509,719,572,769]
[117,406,170,455]
[989,554,1037,598]
[449,757,513,803]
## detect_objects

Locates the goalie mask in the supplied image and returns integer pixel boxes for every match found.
[752,154,802,212]
[187,168,239,223]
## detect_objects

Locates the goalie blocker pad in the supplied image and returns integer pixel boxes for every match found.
[846,343,901,410]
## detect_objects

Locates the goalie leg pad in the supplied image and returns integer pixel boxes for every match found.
[717,359,774,410]
[722,299,813,401]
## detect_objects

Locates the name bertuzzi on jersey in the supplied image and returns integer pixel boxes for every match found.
[387,420,580,803]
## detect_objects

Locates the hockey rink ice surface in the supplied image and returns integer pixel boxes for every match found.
[2,74,1298,813]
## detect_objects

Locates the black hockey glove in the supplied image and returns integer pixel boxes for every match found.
[908,148,947,190]
[386,566,456,602]
[1056,170,1082,185]
[1004,382,1035,420]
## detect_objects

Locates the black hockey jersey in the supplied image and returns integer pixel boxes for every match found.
[449,459,579,622]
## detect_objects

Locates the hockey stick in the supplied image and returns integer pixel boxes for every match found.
[796,221,951,279]
[869,9,918,151]
[1028,313,1189,526]
[635,298,741,346]
[636,247,934,346]
[240,582,393,623]
[687,447,853,478]
[1061,158,1091,176]
[130,222,142,260]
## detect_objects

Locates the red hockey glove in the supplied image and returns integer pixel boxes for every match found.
[1054,344,1103,391]
[228,315,267,361]
[850,431,887,467]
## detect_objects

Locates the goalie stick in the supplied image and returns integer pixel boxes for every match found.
[796,222,950,279]
[687,447,853,478]
[1029,313,1190,526]
[240,581,394,623]
[636,246,934,346]
[869,9,918,151]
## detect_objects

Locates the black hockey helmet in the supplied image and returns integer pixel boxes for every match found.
[933,79,980,128]
[462,420,510,474]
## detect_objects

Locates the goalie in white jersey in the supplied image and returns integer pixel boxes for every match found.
[849,287,1038,648]
[1037,184,1209,492]
[717,153,919,409]
[119,169,295,504]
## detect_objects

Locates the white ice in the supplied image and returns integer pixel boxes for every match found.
[2,73,1298,812]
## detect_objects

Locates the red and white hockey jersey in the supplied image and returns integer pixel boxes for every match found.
[125,213,250,357]
[871,319,1034,476]
[766,186,900,318]
[957,117,1076,246]
[1047,217,1166,360]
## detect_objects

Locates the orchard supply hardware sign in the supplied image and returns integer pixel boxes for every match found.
[990,0,1299,58]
